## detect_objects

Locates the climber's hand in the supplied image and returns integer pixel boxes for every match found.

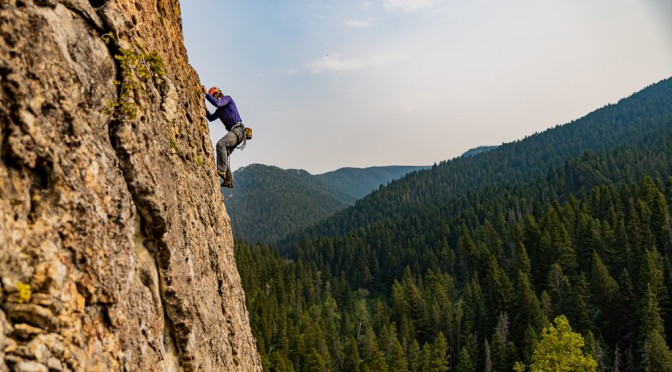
[201,85,207,94]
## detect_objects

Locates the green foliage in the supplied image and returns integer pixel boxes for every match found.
[430,332,450,372]
[104,41,165,120]
[344,337,361,371]
[456,347,475,372]
[529,315,597,372]
[388,337,408,372]
[512,361,525,372]
[168,134,181,155]
[196,154,203,167]
[643,330,672,372]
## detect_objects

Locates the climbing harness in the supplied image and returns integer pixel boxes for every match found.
[234,124,250,151]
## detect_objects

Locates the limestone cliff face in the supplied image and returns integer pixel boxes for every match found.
[0,0,262,370]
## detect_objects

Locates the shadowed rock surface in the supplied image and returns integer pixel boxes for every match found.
[0,0,261,370]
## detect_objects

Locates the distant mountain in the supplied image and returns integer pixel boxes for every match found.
[315,166,430,204]
[460,145,498,158]
[225,164,427,243]
[287,77,672,245]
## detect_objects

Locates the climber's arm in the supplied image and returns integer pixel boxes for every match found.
[205,109,218,122]
[205,94,232,107]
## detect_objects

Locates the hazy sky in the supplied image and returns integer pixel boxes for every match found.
[181,0,672,174]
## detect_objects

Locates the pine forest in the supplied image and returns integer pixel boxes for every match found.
[235,78,672,371]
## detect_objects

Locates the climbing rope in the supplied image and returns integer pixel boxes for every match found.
[235,126,247,151]
[236,134,247,151]
[222,139,244,241]
[223,185,240,240]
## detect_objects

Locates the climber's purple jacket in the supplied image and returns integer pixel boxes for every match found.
[205,93,242,130]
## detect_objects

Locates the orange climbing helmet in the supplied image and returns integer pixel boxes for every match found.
[208,87,222,96]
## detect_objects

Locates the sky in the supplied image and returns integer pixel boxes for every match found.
[181,0,672,175]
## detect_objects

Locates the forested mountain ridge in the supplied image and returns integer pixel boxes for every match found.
[316,166,430,204]
[237,77,672,371]
[239,139,672,370]
[287,77,672,244]
[461,145,498,158]
[227,164,426,243]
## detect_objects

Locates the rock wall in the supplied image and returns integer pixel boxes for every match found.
[0,0,262,370]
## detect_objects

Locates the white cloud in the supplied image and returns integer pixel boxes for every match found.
[344,19,372,28]
[303,54,391,74]
[384,0,434,12]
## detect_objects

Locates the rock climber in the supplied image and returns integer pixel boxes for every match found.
[202,85,246,188]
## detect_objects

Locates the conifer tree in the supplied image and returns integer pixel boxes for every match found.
[584,331,607,372]
[640,285,665,343]
[521,325,538,366]
[513,240,532,280]
[483,339,493,372]
[590,250,619,342]
[388,338,409,372]
[430,332,450,372]
[456,347,474,372]
[546,263,572,315]
[407,339,422,372]
[512,270,546,349]
[569,274,594,331]
[344,337,361,372]
[665,177,672,208]
[642,329,672,372]
[483,255,513,326]
[491,333,507,372]
[590,251,619,306]
[419,342,432,372]
[639,247,665,298]
[460,276,486,345]
[612,345,621,372]
[305,349,327,372]
[654,192,672,253]
[270,351,294,372]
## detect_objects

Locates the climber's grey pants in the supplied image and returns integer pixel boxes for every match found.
[216,124,245,174]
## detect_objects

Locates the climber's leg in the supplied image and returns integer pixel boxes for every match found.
[216,131,239,175]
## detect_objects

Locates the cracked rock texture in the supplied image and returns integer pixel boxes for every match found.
[0,0,262,370]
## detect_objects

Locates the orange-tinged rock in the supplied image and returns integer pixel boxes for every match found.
[0,0,261,370]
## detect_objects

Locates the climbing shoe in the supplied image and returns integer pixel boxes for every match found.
[218,169,233,188]
[221,177,233,188]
